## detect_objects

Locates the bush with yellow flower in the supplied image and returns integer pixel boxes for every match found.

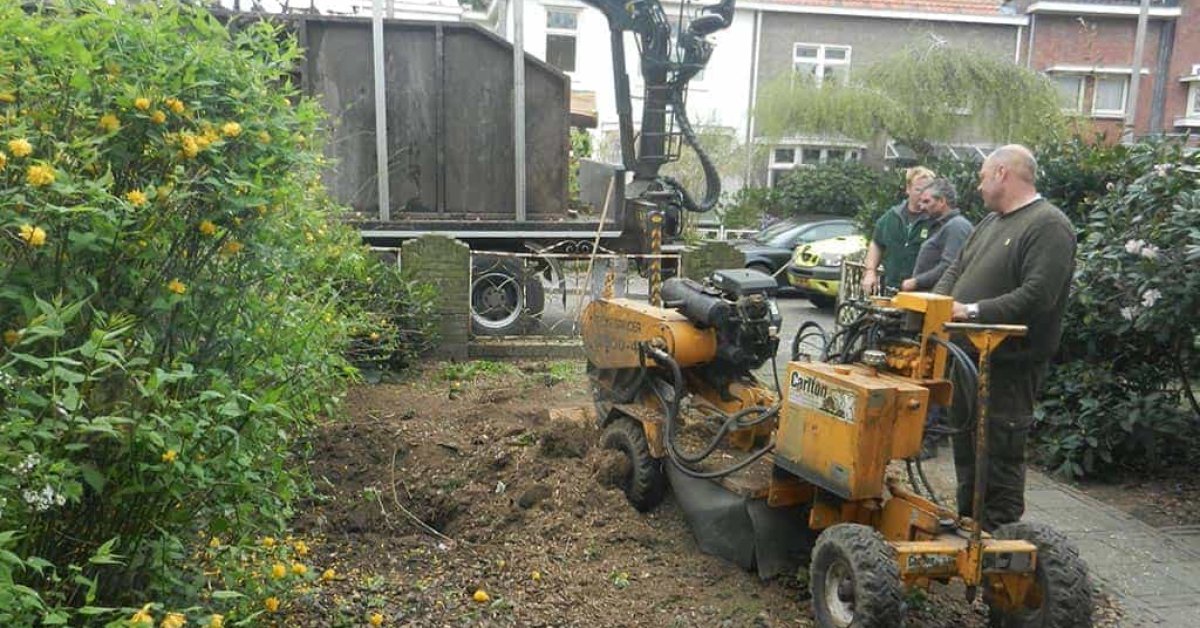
[0,1,433,625]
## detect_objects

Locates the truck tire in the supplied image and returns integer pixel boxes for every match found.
[601,417,666,512]
[810,523,904,628]
[471,257,545,336]
[987,521,1093,628]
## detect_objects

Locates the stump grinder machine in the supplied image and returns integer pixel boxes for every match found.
[582,279,1095,627]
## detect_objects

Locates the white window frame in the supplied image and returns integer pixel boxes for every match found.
[792,43,852,87]
[1092,75,1129,118]
[1049,73,1085,114]
[1188,83,1200,118]
[544,6,580,74]
[767,144,861,186]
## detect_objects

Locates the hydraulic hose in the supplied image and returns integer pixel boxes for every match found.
[660,92,720,213]
[642,346,778,479]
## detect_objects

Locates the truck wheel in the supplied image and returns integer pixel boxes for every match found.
[471,257,545,336]
[810,524,904,628]
[987,521,1093,628]
[601,417,665,512]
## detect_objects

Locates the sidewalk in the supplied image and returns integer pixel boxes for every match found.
[1023,470,1200,627]
[924,453,1200,626]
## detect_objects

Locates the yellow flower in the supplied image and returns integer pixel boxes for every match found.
[293,540,309,556]
[369,613,384,626]
[18,224,46,247]
[321,568,335,582]
[134,97,151,111]
[26,164,54,187]
[257,131,271,144]
[150,110,166,125]
[291,562,307,576]
[126,189,148,207]
[198,220,217,236]
[161,612,186,628]
[8,138,32,157]
[0,92,14,103]
[0,151,6,170]
[166,98,185,114]
[221,121,242,138]
[131,603,154,625]
[271,563,286,579]
[4,329,20,346]
[261,536,276,548]
[167,279,186,295]
[207,615,224,628]
[99,114,120,132]
[473,589,490,603]
[208,536,220,549]
[220,240,243,256]
[263,597,280,613]
[531,570,541,581]
[369,332,381,341]
[161,449,177,463]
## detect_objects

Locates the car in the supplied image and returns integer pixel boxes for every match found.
[733,216,858,288]
[787,233,868,309]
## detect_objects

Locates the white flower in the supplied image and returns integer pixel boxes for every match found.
[14,453,40,476]
[1141,289,1163,308]
[1140,244,1159,260]
[1153,163,1172,177]
[1120,306,1138,321]
[1105,181,1115,192]
[1124,239,1145,255]
[22,484,64,512]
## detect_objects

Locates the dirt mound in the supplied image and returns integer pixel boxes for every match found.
[287,362,1123,627]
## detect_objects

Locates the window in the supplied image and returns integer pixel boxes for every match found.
[798,222,857,244]
[793,44,851,86]
[1051,75,1085,113]
[768,145,862,186]
[1188,83,1200,117]
[545,8,578,73]
[773,148,795,164]
[1093,76,1128,117]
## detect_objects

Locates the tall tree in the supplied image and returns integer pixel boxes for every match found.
[755,42,1069,163]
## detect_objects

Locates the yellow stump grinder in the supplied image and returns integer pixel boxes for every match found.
[582,270,1093,627]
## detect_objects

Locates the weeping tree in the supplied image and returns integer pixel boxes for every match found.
[756,42,1071,164]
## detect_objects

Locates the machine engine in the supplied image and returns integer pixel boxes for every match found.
[660,269,781,375]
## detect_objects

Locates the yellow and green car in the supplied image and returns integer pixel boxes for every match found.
[786,234,867,309]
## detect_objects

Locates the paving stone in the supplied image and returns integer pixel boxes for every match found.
[1159,525,1200,557]
[1142,593,1200,611]
[1151,607,1200,627]
[1092,562,1197,598]
[1024,488,1089,511]
[1023,505,1130,533]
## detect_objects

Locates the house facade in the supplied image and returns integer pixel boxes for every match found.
[1019,0,1195,138]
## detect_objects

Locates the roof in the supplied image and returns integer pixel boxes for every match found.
[757,0,1015,17]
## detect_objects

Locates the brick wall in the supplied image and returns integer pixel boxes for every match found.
[400,235,471,360]
[682,241,746,281]
[1165,2,1200,131]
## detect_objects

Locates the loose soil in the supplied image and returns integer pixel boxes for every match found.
[1073,472,1200,529]
[287,361,1121,626]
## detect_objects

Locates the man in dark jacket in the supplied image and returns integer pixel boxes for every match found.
[933,145,1076,531]
[902,178,973,292]
[861,166,935,294]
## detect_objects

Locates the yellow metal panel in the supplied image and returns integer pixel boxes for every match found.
[580,299,717,369]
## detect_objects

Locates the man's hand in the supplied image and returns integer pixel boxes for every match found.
[861,270,879,295]
[951,301,968,321]
[900,278,917,292]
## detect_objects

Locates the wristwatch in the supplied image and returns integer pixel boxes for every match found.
[966,303,980,321]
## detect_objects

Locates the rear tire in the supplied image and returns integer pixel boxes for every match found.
[810,523,904,628]
[601,417,666,512]
[987,521,1093,628]
[470,256,545,336]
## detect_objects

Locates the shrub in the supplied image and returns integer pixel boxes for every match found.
[1033,141,1200,478]
[774,160,899,223]
[0,1,430,623]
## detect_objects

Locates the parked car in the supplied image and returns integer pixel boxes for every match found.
[787,234,868,308]
[733,216,858,288]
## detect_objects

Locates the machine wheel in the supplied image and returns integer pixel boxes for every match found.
[601,417,666,512]
[810,524,904,628]
[471,256,545,336]
[587,362,621,425]
[809,294,836,309]
[987,521,1093,628]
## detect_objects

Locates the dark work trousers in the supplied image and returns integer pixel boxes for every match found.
[949,359,1047,531]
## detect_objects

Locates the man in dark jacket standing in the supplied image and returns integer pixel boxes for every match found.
[902,178,973,292]
[861,166,935,294]
[933,145,1076,531]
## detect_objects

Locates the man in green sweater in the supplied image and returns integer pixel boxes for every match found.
[933,145,1076,531]
[861,166,935,294]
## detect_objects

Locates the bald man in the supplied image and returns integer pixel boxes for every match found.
[933,145,1076,531]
